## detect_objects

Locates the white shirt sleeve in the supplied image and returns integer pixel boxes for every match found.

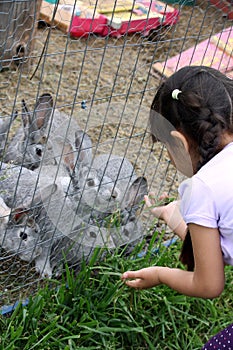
[178,177,218,228]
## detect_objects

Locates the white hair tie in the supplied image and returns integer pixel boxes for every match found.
[172,89,182,100]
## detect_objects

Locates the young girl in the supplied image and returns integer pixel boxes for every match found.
[121,66,233,349]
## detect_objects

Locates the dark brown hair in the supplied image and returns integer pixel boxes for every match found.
[151,66,233,270]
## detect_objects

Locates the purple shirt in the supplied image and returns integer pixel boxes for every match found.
[179,142,233,265]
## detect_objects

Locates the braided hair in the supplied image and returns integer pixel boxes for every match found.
[151,66,233,270]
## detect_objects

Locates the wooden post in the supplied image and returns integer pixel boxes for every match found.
[0,0,42,70]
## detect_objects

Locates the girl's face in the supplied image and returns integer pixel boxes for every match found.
[165,138,194,177]
[150,110,194,177]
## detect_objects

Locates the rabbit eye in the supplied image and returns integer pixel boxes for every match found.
[89,231,97,238]
[36,147,42,157]
[27,218,35,227]
[19,232,28,240]
[41,136,47,144]
[86,178,95,187]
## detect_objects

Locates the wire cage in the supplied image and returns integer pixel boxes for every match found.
[0,0,232,307]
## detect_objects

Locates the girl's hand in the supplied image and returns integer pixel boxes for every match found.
[144,192,187,240]
[144,192,176,221]
[121,267,160,289]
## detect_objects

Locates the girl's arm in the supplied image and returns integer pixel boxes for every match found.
[122,224,225,299]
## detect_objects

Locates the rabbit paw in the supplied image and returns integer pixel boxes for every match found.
[35,257,53,278]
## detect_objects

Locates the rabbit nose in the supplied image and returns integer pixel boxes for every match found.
[123,228,130,237]
[20,231,28,240]
[86,178,95,187]
[111,190,118,199]
[89,230,97,238]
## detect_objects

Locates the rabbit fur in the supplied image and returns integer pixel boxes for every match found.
[0,162,65,277]
[0,113,18,158]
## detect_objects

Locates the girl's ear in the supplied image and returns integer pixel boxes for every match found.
[170,130,189,152]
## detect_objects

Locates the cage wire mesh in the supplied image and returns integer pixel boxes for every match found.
[0,0,232,306]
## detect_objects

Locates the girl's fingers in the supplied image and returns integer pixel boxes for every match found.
[149,191,156,197]
[121,271,139,280]
[125,279,142,289]
[121,271,143,289]
[158,192,169,200]
[144,195,153,207]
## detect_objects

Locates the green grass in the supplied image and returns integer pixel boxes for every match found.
[0,236,232,350]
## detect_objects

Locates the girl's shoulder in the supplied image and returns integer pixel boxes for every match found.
[178,141,233,225]
[188,141,233,187]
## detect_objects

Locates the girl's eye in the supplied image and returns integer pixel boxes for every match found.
[19,232,28,241]
[86,179,95,187]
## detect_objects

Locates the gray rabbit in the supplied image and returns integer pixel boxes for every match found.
[4,94,53,170]
[50,206,146,275]
[4,93,80,170]
[0,163,63,277]
[0,197,42,263]
[62,129,148,225]
[49,129,148,271]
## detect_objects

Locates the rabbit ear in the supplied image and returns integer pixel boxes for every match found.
[62,142,75,176]
[123,177,148,208]
[30,93,53,133]
[75,129,92,166]
[10,208,29,224]
[21,183,58,210]
[38,183,58,204]
[21,99,31,129]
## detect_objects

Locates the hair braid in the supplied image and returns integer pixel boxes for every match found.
[177,91,229,170]
[196,114,227,170]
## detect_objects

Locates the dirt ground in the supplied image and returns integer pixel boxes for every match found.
[0,0,232,304]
